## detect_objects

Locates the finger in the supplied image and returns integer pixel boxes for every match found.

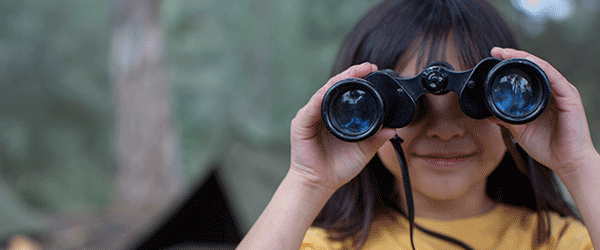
[362,128,397,151]
[485,116,519,131]
[371,63,378,72]
[490,47,504,58]
[490,47,520,60]
[484,116,529,145]
[524,56,579,100]
[324,62,379,91]
[353,128,397,159]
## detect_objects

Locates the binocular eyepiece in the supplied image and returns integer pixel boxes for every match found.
[321,58,551,142]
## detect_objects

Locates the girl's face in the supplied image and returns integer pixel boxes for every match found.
[377,46,507,216]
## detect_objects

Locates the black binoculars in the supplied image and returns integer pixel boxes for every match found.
[321,58,551,142]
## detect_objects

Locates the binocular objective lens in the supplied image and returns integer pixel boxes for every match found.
[490,70,541,118]
[330,89,378,135]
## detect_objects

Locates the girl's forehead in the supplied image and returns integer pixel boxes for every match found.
[394,34,468,77]
[396,50,463,78]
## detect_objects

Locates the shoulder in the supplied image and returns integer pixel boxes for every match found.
[301,211,414,250]
[547,211,592,249]
[301,227,351,250]
[500,204,587,235]
[497,204,592,249]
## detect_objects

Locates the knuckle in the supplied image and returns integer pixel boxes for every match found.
[569,83,580,95]
[347,67,357,76]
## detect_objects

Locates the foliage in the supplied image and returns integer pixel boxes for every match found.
[0,0,112,214]
[160,0,382,179]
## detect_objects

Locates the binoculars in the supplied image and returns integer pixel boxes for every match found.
[321,58,551,142]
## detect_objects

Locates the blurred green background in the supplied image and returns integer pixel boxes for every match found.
[1,0,599,248]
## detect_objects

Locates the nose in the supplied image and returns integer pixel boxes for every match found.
[422,93,466,140]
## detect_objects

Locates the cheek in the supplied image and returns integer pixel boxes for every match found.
[378,141,402,178]
[474,124,507,169]
[377,127,418,178]
[394,126,420,144]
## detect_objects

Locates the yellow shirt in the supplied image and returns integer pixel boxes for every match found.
[302,204,592,249]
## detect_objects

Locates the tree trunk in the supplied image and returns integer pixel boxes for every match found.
[110,0,182,235]
[43,2,184,249]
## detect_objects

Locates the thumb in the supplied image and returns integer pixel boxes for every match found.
[484,116,524,140]
[359,128,397,154]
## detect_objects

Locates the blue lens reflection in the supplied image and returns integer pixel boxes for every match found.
[340,117,370,133]
[331,89,378,134]
[491,73,538,118]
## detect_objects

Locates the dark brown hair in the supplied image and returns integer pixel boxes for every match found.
[313,0,578,249]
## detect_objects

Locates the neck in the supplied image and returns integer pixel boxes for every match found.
[397,179,497,221]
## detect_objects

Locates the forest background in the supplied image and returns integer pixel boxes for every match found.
[1,0,599,249]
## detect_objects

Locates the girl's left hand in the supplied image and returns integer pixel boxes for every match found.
[489,47,598,174]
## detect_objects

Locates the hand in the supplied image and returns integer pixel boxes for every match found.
[289,62,396,192]
[489,47,598,173]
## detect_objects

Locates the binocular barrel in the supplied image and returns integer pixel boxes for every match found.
[321,58,551,142]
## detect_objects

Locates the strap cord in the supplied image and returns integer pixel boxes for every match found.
[389,136,474,250]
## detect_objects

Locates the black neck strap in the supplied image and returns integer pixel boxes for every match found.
[389,136,474,250]
[390,136,416,250]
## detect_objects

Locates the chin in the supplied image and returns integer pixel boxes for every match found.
[413,174,483,201]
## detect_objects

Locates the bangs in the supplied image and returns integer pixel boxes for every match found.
[334,0,518,75]
[397,28,483,74]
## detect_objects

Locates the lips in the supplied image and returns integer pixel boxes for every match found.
[415,152,477,159]
[413,152,477,168]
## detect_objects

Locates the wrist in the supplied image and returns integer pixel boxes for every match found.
[285,166,338,201]
[555,148,600,188]
[237,166,338,250]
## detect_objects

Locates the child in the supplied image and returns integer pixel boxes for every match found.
[237,0,599,249]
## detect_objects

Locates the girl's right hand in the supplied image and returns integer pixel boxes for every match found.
[289,62,397,193]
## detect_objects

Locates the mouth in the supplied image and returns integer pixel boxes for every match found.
[413,152,477,168]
